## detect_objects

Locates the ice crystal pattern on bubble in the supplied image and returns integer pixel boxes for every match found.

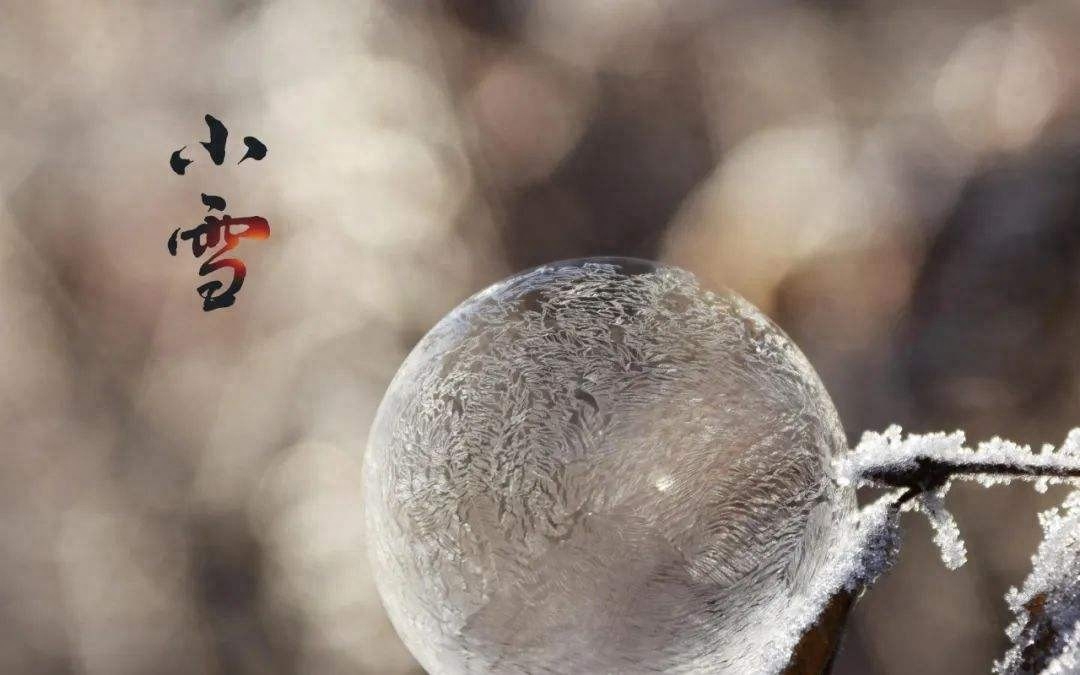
[363,258,856,673]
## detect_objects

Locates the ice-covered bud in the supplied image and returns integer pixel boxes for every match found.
[363,258,856,673]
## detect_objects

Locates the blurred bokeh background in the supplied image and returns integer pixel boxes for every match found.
[2,0,1080,672]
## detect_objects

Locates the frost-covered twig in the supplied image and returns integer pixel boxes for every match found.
[916,490,968,570]
[996,490,1080,675]
[779,424,1080,672]
[837,426,1080,570]
[835,424,1080,674]
[779,493,904,673]
[841,426,1080,494]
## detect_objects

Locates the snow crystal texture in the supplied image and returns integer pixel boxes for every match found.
[363,258,855,673]
[842,426,1080,572]
[841,426,1080,492]
[997,489,1080,674]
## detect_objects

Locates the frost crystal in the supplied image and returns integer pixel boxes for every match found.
[917,491,968,570]
[996,490,1080,675]
[840,426,1080,492]
[1042,630,1080,675]
[363,258,855,674]
[764,493,903,672]
[839,427,1080,570]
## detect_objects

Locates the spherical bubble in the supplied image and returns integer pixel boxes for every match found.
[363,257,854,673]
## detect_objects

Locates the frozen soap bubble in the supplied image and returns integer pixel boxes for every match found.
[364,258,854,673]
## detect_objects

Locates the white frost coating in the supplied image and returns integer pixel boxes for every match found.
[759,493,903,673]
[850,493,904,588]
[838,425,963,486]
[1041,629,1080,674]
[840,426,1080,490]
[364,258,857,674]
[996,490,1080,675]
[839,426,1080,570]
[917,491,968,570]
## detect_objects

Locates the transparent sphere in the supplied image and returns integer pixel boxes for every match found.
[364,258,854,673]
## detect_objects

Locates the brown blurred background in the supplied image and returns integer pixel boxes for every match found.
[2,0,1080,672]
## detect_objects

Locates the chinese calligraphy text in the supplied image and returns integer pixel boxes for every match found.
[167,114,270,312]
